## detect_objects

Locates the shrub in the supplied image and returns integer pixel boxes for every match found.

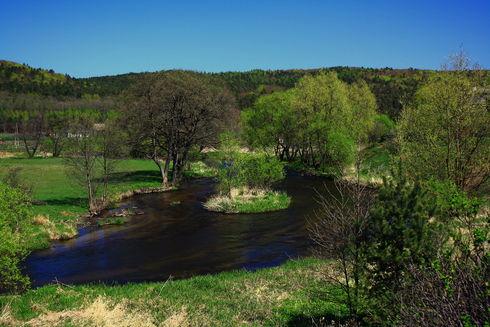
[361,171,444,323]
[0,183,33,293]
[369,114,395,143]
[1,167,33,197]
[324,130,355,175]
[217,152,285,195]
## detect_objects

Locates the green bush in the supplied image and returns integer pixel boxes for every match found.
[1,167,33,197]
[0,183,33,293]
[369,114,395,143]
[361,171,442,323]
[424,179,481,222]
[217,152,285,195]
[325,130,355,173]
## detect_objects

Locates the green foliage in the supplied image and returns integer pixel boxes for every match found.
[324,130,356,175]
[241,90,296,155]
[362,171,441,318]
[369,114,395,143]
[0,183,33,293]
[242,72,376,173]
[348,80,378,142]
[424,179,481,222]
[217,152,285,195]
[398,73,490,191]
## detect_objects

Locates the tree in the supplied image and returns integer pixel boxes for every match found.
[217,152,285,196]
[310,178,374,324]
[396,180,489,327]
[348,80,378,143]
[64,113,123,214]
[241,90,299,161]
[18,110,45,158]
[123,71,236,186]
[242,72,377,174]
[44,110,71,157]
[398,72,489,192]
[361,170,444,323]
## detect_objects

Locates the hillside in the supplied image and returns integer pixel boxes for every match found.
[79,67,431,116]
[2,59,486,117]
[0,60,81,97]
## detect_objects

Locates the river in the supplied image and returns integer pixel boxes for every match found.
[26,172,336,286]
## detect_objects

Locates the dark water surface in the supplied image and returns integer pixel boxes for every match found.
[26,173,335,286]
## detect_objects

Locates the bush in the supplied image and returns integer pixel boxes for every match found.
[361,171,444,323]
[1,167,33,197]
[369,114,395,143]
[360,171,488,325]
[217,152,285,195]
[0,183,33,293]
[324,130,355,174]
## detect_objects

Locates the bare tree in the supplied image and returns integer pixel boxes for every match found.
[19,110,45,158]
[64,115,124,214]
[309,170,375,324]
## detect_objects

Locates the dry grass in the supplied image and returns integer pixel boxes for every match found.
[23,296,155,327]
[162,307,189,327]
[0,304,18,327]
[0,151,17,159]
[32,214,78,241]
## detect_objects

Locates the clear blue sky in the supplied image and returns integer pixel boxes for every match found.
[1,0,489,77]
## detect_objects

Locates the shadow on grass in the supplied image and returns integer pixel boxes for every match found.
[40,197,87,207]
[285,313,348,326]
[104,170,162,184]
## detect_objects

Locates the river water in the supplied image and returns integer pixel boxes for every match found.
[26,173,335,286]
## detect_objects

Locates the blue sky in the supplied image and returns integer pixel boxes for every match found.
[1,0,489,77]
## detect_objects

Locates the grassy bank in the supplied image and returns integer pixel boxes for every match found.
[0,258,346,326]
[0,157,212,250]
[205,189,291,214]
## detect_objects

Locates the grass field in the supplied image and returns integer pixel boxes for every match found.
[0,258,346,326]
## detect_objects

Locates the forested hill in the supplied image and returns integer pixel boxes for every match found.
[0,60,81,96]
[3,59,486,117]
[80,67,431,116]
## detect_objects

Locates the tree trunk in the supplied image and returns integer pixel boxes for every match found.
[171,152,179,186]
[153,157,166,186]
[162,155,171,187]
[51,135,63,157]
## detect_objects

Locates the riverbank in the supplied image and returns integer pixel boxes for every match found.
[0,258,346,326]
[0,157,213,251]
[286,144,392,188]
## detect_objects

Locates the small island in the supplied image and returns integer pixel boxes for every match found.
[205,188,290,214]
[204,145,291,214]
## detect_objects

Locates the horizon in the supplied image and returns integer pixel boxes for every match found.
[1,0,489,77]
[0,58,444,79]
